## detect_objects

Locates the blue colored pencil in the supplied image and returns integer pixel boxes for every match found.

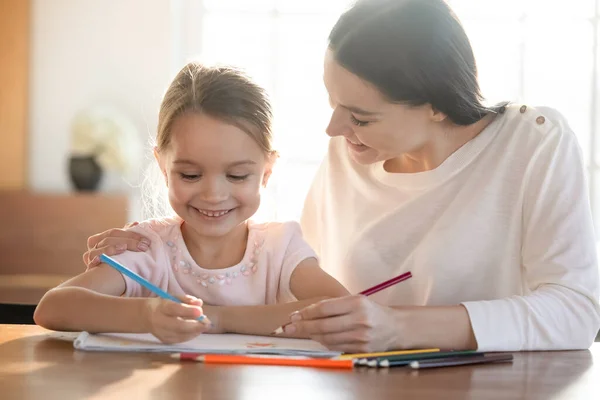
[99,253,206,322]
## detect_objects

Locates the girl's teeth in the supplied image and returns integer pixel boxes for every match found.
[199,209,229,217]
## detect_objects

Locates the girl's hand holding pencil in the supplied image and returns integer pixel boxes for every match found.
[144,295,212,344]
[99,254,212,344]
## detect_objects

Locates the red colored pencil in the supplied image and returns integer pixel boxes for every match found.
[174,353,355,369]
[358,271,412,296]
[272,271,413,335]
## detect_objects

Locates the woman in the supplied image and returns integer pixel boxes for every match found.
[83,0,600,352]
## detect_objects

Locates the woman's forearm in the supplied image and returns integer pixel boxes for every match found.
[34,287,150,334]
[394,305,478,350]
[207,297,330,337]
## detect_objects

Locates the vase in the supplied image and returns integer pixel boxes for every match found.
[68,155,103,191]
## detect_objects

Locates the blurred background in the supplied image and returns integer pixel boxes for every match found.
[1,0,600,317]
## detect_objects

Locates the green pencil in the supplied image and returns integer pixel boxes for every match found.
[359,350,479,367]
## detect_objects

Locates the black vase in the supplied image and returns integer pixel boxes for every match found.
[68,155,103,191]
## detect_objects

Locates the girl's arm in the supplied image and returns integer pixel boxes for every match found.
[206,257,349,337]
[34,265,208,343]
[34,266,148,332]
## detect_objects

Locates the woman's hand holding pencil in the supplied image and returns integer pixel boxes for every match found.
[283,295,405,353]
[273,272,413,353]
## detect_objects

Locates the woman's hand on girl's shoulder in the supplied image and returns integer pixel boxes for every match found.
[284,295,403,353]
[83,221,151,269]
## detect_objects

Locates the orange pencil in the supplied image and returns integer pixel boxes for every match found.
[173,353,355,370]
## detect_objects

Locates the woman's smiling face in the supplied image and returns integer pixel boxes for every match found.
[323,49,439,165]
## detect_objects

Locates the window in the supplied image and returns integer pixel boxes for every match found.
[177,0,600,230]
[176,0,353,221]
[452,0,600,231]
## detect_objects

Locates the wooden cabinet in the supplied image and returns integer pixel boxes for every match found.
[0,191,128,304]
[0,0,30,189]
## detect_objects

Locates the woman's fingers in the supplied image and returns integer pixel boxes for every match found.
[284,314,350,335]
[83,230,151,268]
[294,295,363,321]
[87,229,150,251]
[285,296,393,353]
[88,228,132,250]
[88,229,150,251]
[283,296,365,336]
[84,243,127,268]
[310,330,373,350]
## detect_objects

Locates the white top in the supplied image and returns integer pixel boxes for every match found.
[300,104,600,351]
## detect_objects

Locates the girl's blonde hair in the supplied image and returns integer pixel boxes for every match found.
[157,62,275,154]
[141,63,276,219]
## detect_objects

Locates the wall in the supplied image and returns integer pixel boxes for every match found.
[29,0,180,199]
[0,0,29,189]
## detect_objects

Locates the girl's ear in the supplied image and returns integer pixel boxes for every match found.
[261,151,278,187]
[153,146,169,187]
[262,168,272,187]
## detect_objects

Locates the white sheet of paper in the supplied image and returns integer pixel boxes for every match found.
[73,331,340,358]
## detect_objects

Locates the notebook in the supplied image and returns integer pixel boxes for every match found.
[73,331,340,358]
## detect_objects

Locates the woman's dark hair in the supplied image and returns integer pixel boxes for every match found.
[329,0,504,125]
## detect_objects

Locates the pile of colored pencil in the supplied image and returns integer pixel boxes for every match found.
[173,349,513,370]
[346,350,513,369]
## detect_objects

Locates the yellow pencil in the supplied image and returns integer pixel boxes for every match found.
[337,348,440,360]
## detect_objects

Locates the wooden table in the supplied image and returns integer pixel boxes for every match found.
[1,325,598,400]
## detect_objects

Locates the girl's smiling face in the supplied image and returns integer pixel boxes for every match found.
[156,112,272,239]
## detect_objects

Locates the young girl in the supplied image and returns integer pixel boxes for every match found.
[34,63,349,344]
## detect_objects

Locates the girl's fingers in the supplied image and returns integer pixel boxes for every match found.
[160,326,208,344]
[180,295,203,306]
[162,300,204,320]
[172,318,212,335]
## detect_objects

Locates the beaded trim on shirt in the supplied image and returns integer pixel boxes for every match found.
[166,235,264,287]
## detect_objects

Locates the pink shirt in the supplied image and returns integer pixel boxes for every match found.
[109,217,317,305]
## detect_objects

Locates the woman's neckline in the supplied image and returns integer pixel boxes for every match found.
[369,108,506,189]
[383,112,498,174]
